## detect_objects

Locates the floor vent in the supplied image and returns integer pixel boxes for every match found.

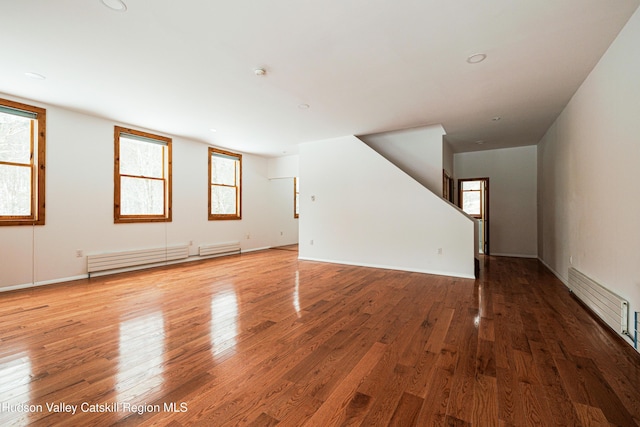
[568,267,629,335]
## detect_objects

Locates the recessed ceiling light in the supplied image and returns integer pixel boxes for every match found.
[254,68,266,76]
[466,53,487,64]
[298,103,310,109]
[100,0,127,12]
[492,116,501,121]
[24,72,46,80]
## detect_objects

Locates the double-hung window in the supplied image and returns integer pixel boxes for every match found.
[0,98,46,226]
[114,126,172,223]
[209,148,241,220]
[459,180,482,217]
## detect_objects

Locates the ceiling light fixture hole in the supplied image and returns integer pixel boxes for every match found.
[24,72,46,80]
[100,0,127,12]
[467,53,487,64]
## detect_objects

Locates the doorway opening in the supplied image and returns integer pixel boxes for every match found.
[458,178,489,255]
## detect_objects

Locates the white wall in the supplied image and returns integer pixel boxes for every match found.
[299,135,476,278]
[268,177,300,246]
[359,125,446,195]
[266,155,300,246]
[537,8,640,315]
[267,154,299,179]
[442,139,454,179]
[455,146,538,258]
[0,94,296,291]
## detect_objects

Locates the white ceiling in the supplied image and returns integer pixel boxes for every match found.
[1,0,638,156]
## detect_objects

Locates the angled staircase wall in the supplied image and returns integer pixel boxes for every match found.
[298,134,477,279]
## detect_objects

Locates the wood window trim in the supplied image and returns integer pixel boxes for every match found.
[208,147,242,221]
[114,126,172,223]
[0,98,46,226]
[294,177,299,219]
[442,170,453,203]
[458,177,489,219]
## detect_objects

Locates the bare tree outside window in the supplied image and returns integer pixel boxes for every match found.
[209,148,241,220]
[0,98,46,226]
[114,126,171,223]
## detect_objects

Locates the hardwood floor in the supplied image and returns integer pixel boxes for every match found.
[1,248,639,426]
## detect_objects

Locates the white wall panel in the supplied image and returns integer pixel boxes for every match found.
[0,96,296,290]
[538,8,640,318]
[299,135,475,278]
[455,145,538,258]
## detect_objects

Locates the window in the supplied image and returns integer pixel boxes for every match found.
[294,177,299,218]
[209,148,241,220]
[0,98,46,226]
[114,126,172,223]
[460,180,482,217]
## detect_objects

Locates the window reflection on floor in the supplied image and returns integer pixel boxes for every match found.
[0,352,32,426]
[293,271,301,318]
[210,290,239,357]
[117,312,165,402]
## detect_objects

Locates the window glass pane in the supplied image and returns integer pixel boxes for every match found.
[0,112,31,164]
[462,191,481,216]
[120,137,164,178]
[211,156,236,185]
[0,164,31,215]
[211,186,237,215]
[120,177,164,215]
[462,181,481,191]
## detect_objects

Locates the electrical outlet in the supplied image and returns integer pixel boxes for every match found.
[310,240,314,245]
[245,233,251,240]
[76,250,83,258]
[189,240,193,246]
[437,248,443,255]
[280,231,283,236]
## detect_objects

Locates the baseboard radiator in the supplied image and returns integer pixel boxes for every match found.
[199,241,241,257]
[568,267,629,335]
[634,312,639,350]
[87,245,189,275]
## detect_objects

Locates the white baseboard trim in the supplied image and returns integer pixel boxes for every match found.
[538,257,568,286]
[490,253,538,259]
[241,246,272,253]
[298,256,476,280]
[1,275,89,293]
